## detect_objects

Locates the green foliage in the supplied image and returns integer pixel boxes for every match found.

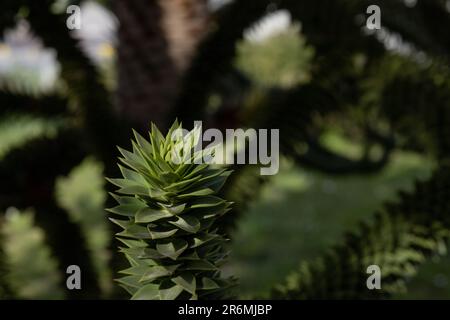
[235,24,314,88]
[0,0,121,299]
[230,153,435,297]
[271,167,450,299]
[0,0,449,301]
[107,122,236,300]
[0,219,11,298]
[0,114,62,159]
[1,208,64,299]
[0,67,54,96]
[56,158,112,295]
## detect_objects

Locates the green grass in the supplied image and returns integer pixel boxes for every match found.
[228,152,443,298]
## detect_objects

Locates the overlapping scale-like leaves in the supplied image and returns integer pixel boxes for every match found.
[107,121,235,300]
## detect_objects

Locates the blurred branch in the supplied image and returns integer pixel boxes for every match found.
[0,114,65,160]
[21,0,127,167]
[255,84,394,174]
[381,73,450,160]
[362,0,450,61]
[220,84,394,235]
[0,93,69,117]
[0,131,101,298]
[114,0,210,131]
[172,0,271,125]
[1,209,65,299]
[0,217,13,299]
[172,0,384,125]
[0,130,86,206]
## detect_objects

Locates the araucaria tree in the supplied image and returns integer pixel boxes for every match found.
[107,121,236,300]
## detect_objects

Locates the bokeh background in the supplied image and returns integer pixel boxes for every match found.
[0,0,449,299]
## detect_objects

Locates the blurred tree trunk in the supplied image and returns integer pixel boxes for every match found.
[114,0,210,131]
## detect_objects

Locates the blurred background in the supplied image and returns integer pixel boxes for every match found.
[0,0,449,299]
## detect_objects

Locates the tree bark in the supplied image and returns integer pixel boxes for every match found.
[114,0,210,131]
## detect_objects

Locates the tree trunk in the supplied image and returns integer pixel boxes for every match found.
[114,0,210,131]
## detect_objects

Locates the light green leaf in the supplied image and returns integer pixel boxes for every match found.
[116,275,142,290]
[183,164,209,179]
[156,239,188,260]
[191,234,220,248]
[170,216,200,233]
[166,175,202,191]
[117,224,151,239]
[118,165,147,184]
[131,283,160,300]
[172,273,196,294]
[140,247,165,259]
[161,203,186,215]
[148,226,178,240]
[149,189,175,201]
[117,146,150,172]
[135,207,173,223]
[178,188,215,199]
[140,265,180,282]
[200,278,220,290]
[109,218,132,229]
[190,196,225,209]
[119,265,150,276]
[159,284,184,300]
[107,203,146,217]
[113,183,149,196]
[117,238,148,248]
[133,129,154,156]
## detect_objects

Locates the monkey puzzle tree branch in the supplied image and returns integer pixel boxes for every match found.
[271,166,450,299]
[172,0,383,125]
[251,84,394,175]
[108,122,236,299]
[219,83,395,235]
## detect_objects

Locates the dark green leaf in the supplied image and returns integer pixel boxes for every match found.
[172,273,196,294]
[185,260,217,271]
[147,226,178,240]
[170,216,200,233]
[156,239,188,260]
